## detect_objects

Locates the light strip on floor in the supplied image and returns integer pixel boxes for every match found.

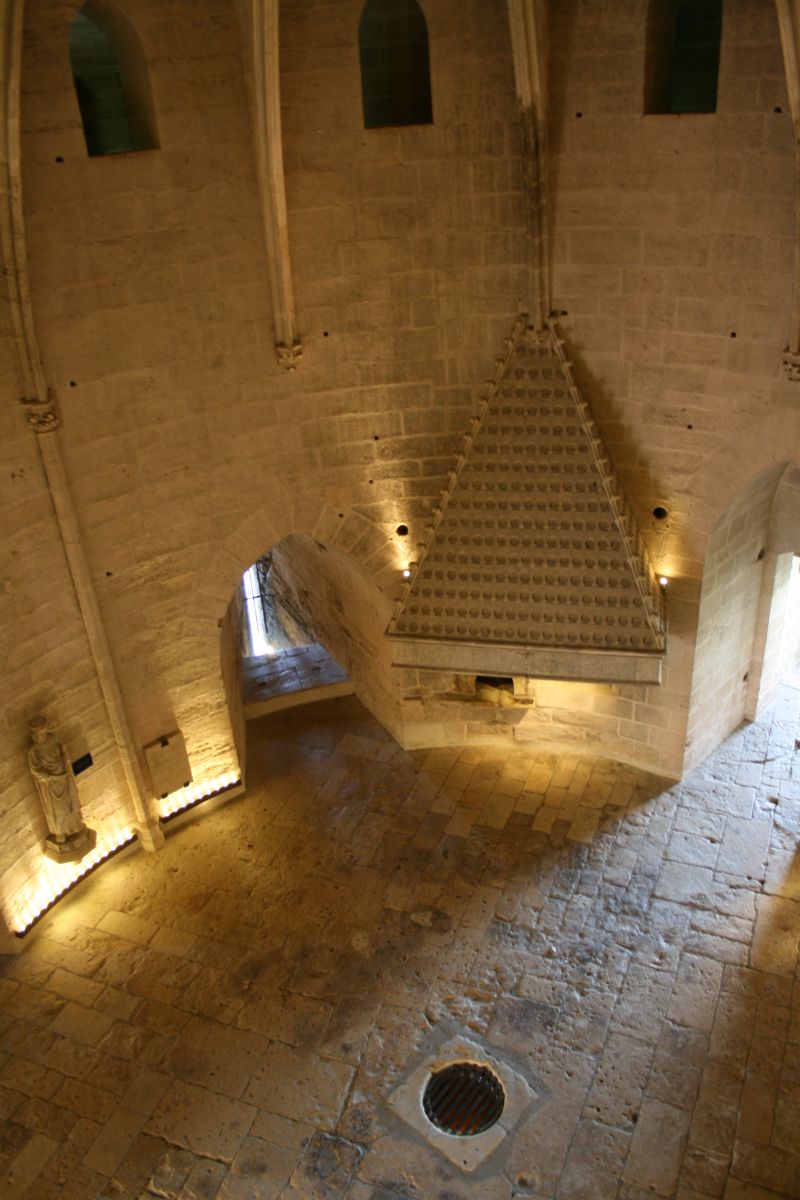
[9,826,137,936]
[158,772,242,822]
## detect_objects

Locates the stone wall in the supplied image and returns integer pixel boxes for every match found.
[269,534,400,736]
[749,550,800,721]
[685,467,782,772]
[0,0,137,932]
[1,0,799,924]
[220,580,246,782]
[547,0,795,775]
[6,0,531,926]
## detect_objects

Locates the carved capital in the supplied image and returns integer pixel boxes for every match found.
[783,351,800,381]
[20,389,59,431]
[276,340,303,370]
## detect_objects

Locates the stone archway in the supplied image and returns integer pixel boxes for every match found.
[183,497,404,788]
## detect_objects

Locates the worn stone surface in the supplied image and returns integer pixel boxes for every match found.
[1,684,800,1197]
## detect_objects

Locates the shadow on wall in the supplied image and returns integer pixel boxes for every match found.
[685,462,798,773]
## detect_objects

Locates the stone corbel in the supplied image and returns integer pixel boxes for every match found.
[252,0,301,369]
[506,0,549,328]
[776,0,800,379]
[19,388,59,431]
[275,340,303,370]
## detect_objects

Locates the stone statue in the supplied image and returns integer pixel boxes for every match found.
[27,716,95,863]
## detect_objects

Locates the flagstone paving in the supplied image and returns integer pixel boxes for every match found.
[1,680,799,1198]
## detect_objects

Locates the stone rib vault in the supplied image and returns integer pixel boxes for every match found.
[387,319,667,683]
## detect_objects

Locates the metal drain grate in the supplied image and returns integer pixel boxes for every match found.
[422,1062,505,1137]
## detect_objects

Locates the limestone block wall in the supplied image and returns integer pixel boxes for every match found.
[0,338,136,930]
[16,0,531,820]
[269,534,400,735]
[685,467,782,772]
[546,0,796,774]
[220,581,246,781]
[395,650,692,778]
[0,0,139,932]
[2,0,797,932]
[550,0,793,535]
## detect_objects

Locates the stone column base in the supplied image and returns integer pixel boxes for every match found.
[136,821,165,852]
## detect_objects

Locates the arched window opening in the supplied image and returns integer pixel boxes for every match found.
[359,0,433,129]
[645,0,722,115]
[69,1,158,156]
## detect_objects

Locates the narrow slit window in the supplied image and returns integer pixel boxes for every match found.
[359,0,433,129]
[70,2,159,157]
[645,0,722,115]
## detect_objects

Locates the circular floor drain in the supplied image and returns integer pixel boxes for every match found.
[423,1061,505,1136]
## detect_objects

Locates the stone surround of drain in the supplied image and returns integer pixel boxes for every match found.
[387,1029,545,1172]
[0,683,798,1198]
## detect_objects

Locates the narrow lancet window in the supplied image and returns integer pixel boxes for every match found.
[359,0,433,128]
[645,0,722,114]
[69,1,159,156]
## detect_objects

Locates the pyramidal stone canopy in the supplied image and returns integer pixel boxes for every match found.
[386,319,667,684]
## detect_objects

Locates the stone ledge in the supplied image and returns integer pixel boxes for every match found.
[388,635,663,684]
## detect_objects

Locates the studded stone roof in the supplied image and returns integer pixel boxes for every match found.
[386,319,667,684]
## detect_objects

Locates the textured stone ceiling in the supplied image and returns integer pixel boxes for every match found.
[387,321,667,682]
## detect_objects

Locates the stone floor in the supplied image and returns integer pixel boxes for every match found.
[243,646,352,718]
[1,680,800,1199]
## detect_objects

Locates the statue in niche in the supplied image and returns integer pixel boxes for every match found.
[27,716,96,863]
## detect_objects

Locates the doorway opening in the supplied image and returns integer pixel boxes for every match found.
[240,552,351,718]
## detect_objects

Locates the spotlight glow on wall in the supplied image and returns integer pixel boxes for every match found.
[158,771,241,821]
[9,826,136,936]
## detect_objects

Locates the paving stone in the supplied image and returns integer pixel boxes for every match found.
[179,1157,228,1199]
[216,1136,297,1199]
[145,1081,256,1161]
[83,1105,147,1176]
[557,1119,631,1200]
[584,1031,653,1128]
[283,1131,362,1198]
[668,954,724,1032]
[623,1097,691,1196]
[716,816,772,882]
[2,689,800,1195]
[244,1044,354,1128]
[161,1015,269,1098]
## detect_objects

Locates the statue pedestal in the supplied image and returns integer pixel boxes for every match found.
[44,826,96,864]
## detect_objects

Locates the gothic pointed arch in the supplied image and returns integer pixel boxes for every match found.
[69,0,159,156]
[359,0,433,128]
